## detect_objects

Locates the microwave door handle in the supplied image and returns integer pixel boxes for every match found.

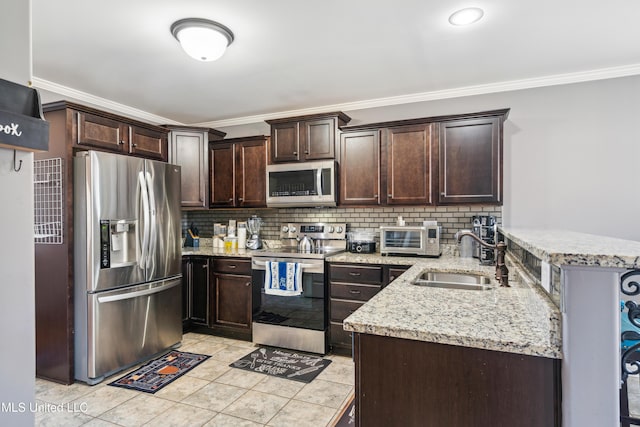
[316,168,322,196]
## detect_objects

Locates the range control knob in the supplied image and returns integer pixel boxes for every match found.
[281,226,289,233]
[289,226,297,233]
[328,226,335,233]
[336,226,343,233]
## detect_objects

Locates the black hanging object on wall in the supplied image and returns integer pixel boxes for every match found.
[0,78,49,154]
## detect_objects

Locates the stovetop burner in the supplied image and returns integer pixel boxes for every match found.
[253,222,347,260]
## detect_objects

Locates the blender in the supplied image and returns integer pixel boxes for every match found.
[246,215,263,249]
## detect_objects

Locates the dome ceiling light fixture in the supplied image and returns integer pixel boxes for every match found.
[448,7,484,26]
[170,18,234,62]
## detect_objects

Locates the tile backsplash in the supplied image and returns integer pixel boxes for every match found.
[183,205,502,245]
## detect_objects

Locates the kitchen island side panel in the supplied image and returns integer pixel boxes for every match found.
[355,333,560,427]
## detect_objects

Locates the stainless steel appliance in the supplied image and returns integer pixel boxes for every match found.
[472,215,496,265]
[380,224,441,257]
[251,222,347,354]
[266,160,337,207]
[74,151,182,384]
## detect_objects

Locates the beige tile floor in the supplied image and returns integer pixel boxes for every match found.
[35,333,354,427]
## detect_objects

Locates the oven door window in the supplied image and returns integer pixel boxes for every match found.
[383,230,423,249]
[252,269,326,331]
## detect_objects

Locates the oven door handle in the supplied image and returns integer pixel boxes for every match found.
[253,260,318,270]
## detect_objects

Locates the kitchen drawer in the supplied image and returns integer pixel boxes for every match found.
[212,258,251,275]
[330,282,381,302]
[330,321,353,347]
[329,264,383,284]
[331,299,364,323]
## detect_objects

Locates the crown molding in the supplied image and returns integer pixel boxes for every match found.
[198,63,640,127]
[30,77,183,125]
[34,63,640,129]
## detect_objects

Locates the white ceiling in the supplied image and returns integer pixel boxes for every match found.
[31,0,640,127]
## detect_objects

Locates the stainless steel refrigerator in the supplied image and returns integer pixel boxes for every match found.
[74,150,182,384]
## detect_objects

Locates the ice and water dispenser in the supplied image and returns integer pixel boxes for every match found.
[99,219,138,269]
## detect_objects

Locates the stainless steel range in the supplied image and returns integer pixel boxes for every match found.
[251,222,347,354]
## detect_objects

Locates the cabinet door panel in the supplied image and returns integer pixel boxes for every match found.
[171,131,207,208]
[209,143,235,207]
[236,139,267,207]
[129,126,167,161]
[76,111,125,152]
[339,131,380,205]
[212,274,252,329]
[304,118,335,160]
[439,117,501,204]
[271,122,300,162]
[385,124,433,205]
[190,258,209,325]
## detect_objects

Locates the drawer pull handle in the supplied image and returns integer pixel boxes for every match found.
[348,272,361,276]
[228,264,237,269]
[349,290,361,295]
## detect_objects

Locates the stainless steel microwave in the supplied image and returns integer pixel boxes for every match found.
[266,160,337,207]
[380,225,442,257]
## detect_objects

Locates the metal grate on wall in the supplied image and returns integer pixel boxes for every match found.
[34,158,63,244]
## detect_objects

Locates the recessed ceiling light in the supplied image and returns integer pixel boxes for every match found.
[448,7,484,26]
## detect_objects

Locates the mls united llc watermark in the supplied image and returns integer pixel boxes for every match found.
[1,401,88,413]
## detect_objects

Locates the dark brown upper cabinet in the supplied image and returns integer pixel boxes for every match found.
[382,124,435,205]
[266,112,351,163]
[167,126,226,209]
[438,116,503,204]
[339,130,380,206]
[73,107,169,161]
[235,136,268,207]
[337,108,509,207]
[209,136,268,208]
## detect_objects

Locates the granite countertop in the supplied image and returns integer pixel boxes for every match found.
[499,227,640,269]
[341,253,562,359]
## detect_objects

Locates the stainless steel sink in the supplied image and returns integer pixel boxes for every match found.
[413,272,494,291]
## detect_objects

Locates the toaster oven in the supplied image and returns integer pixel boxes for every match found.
[380,225,441,257]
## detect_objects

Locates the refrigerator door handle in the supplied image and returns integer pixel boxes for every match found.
[97,280,181,303]
[145,171,157,273]
[138,171,150,269]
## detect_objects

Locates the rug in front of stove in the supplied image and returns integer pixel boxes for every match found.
[230,347,331,383]
[108,350,209,393]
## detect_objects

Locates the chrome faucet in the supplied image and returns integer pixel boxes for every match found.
[455,231,509,287]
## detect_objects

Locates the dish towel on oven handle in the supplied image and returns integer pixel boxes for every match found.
[264,261,303,296]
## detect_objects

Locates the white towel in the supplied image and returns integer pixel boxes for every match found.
[264,261,302,296]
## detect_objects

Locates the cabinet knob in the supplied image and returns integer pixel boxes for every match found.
[292,151,298,155]
[119,140,125,145]
[245,282,251,287]
[304,150,309,154]
[238,198,243,201]
[387,194,393,198]
[202,264,208,269]
[228,198,233,202]
[389,276,396,282]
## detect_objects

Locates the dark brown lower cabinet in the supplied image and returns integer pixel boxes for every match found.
[209,258,253,340]
[354,333,561,427]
